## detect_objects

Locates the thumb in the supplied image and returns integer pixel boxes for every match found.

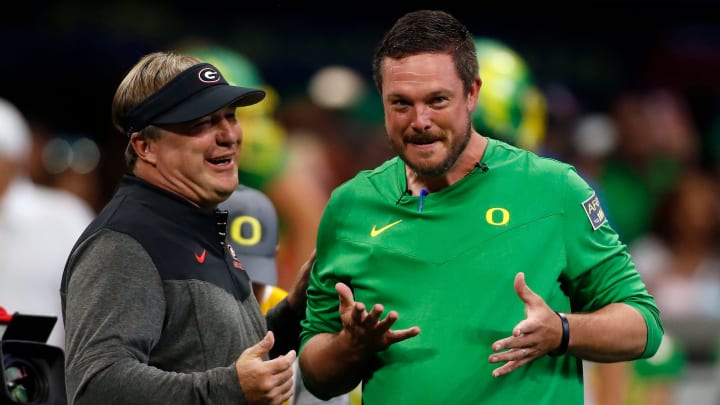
[335,282,355,309]
[513,272,540,306]
[247,331,275,359]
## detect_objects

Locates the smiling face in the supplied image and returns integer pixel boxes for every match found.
[381,53,479,178]
[131,105,241,209]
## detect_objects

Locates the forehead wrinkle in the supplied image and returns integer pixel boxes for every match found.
[386,69,439,87]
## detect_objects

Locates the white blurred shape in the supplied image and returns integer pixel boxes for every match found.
[573,114,617,159]
[71,137,101,174]
[0,98,31,160]
[42,137,72,174]
[308,65,366,109]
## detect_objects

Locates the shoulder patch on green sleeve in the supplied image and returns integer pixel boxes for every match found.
[582,192,607,231]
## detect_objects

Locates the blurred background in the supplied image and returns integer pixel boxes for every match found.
[2,1,719,207]
[1,1,720,404]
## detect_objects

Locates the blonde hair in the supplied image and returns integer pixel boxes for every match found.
[111,51,201,168]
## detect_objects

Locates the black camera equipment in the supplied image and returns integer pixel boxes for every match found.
[0,307,66,405]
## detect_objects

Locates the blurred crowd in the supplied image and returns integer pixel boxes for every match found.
[2,7,720,404]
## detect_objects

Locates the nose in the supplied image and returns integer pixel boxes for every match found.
[410,105,432,131]
[217,117,242,146]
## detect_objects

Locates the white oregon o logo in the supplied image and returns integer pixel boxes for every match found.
[229,215,261,246]
[485,208,510,226]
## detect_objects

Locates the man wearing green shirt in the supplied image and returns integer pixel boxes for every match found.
[298,9,663,405]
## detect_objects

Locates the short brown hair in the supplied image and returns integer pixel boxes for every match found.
[372,10,478,95]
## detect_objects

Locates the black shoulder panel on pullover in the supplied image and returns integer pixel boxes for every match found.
[63,175,251,301]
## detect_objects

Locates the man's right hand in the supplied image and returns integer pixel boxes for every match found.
[335,282,420,355]
[236,331,296,404]
[297,282,420,399]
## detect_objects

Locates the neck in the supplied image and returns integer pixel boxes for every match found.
[133,164,221,211]
[406,133,488,194]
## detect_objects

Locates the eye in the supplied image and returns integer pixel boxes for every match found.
[225,112,238,123]
[430,96,448,105]
[390,99,410,109]
[188,117,211,130]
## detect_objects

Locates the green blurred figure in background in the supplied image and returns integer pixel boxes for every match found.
[472,37,547,153]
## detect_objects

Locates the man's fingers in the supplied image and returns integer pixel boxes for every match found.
[388,326,421,343]
[361,303,384,326]
[491,357,532,378]
[335,282,355,308]
[252,355,296,404]
[270,373,295,403]
[489,347,536,377]
[334,284,421,351]
[372,309,398,332]
[264,350,296,376]
[513,272,528,300]
[491,335,517,352]
[243,331,274,360]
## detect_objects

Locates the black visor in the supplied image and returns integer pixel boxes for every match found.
[124,63,265,136]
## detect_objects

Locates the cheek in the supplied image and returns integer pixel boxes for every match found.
[154,142,200,168]
[384,111,409,133]
[446,107,471,131]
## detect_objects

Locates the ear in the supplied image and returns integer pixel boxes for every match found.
[468,76,482,111]
[130,132,157,165]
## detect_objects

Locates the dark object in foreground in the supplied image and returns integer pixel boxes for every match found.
[0,307,66,405]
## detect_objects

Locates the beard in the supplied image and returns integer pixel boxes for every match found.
[391,117,473,177]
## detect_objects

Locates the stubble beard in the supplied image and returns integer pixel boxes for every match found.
[392,118,473,177]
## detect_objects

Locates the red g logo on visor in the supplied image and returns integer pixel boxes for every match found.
[198,68,221,83]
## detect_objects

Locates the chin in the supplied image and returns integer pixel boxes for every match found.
[217,184,237,199]
[406,157,448,176]
[204,190,233,209]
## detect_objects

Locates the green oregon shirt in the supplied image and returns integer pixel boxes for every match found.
[300,138,663,405]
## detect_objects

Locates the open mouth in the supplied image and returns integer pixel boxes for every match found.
[207,156,232,165]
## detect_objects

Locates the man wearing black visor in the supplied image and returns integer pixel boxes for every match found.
[60,51,312,405]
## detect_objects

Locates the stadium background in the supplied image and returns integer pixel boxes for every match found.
[2,1,719,403]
